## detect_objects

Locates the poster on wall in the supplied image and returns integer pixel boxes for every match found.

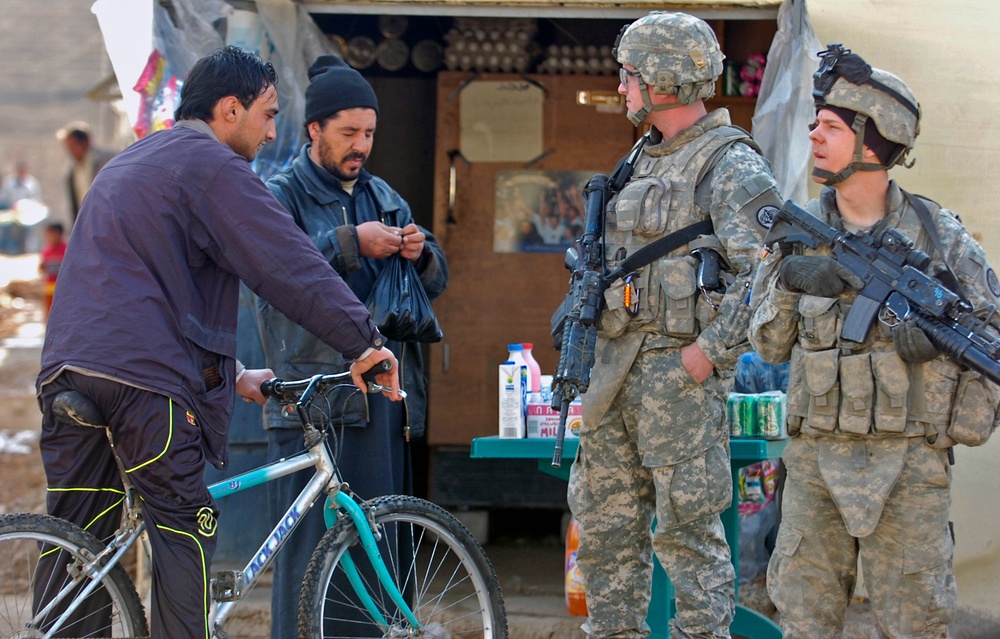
[493,170,593,253]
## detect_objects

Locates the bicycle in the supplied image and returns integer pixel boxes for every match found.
[0,364,507,638]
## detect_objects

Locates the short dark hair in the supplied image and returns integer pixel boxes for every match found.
[46,222,65,235]
[174,45,278,122]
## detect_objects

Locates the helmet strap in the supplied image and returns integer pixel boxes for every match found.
[627,81,687,127]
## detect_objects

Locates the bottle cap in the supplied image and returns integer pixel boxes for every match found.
[521,343,533,349]
[507,344,523,351]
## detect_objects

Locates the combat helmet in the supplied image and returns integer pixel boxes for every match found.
[812,43,921,185]
[613,11,725,126]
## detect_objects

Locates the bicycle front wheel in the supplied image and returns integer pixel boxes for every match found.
[0,512,148,638]
[299,495,507,639]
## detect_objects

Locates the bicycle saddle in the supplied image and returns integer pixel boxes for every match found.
[52,390,108,429]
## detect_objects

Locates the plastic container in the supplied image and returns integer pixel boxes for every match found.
[565,517,588,616]
[506,344,529,395]
[520,343,542,394]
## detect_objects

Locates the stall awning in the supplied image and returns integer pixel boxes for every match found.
[298,0,781,19]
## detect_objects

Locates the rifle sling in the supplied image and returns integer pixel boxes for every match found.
[605,219,715,284]
[902,190,971,306]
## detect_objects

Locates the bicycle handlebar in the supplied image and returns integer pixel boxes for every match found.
[260,359,402,400]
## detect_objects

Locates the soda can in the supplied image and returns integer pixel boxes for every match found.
[726,394,743,437]
[758,393,783,439]
[742,394,759,437]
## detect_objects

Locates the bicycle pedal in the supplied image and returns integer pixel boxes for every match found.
[210,570,246,602]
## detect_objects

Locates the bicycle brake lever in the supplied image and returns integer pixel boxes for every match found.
[368,384,407,399]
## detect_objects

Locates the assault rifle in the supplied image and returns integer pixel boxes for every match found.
[550,173,609,467]
[765,200,1000,385]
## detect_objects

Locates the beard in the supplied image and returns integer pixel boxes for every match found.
[316,140,366,181]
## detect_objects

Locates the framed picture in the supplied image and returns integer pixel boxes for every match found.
[493,169,593,253]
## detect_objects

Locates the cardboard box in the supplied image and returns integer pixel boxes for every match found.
[526,398,582,439]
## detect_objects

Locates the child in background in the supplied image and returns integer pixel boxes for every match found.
[39,222,67,320]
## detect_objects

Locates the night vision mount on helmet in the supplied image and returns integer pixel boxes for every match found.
[812,43,921,185]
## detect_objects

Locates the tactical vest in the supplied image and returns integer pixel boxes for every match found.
[786,194,997,447]
[600,125,756,340]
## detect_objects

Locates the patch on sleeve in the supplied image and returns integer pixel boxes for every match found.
[756,205,779,229]
[986,268,1000,297]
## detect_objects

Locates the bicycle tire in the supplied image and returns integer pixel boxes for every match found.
[298,495,507,639]
[0,512,149,638]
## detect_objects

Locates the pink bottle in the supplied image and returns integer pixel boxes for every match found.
[520,343,542,394]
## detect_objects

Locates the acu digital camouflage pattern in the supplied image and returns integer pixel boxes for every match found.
[614,11,724,103]
[568,53,781,636]
[820,68,921,158]
[568,347,735,639]
[749,182,1000,638]
[769,436,955,639]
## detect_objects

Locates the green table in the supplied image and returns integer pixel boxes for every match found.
[471,436,786,639]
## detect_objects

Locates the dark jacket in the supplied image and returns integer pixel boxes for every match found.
[38,122,383,468]
[260,144,448,438]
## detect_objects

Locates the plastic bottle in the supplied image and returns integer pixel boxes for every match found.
[506,344,529,394]
[565,517,588,616]
[520,343,542,394]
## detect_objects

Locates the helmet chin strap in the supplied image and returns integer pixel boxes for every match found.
[627,81,686,127]
[812,112,887,185]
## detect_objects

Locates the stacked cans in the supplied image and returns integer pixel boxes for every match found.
[726,391,786,439]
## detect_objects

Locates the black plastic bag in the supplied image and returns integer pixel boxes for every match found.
[365,255,444,343]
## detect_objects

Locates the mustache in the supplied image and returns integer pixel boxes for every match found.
[344,152,367,163]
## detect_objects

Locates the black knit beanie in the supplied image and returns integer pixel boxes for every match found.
[822,105,902,166]
[304,55,379,124]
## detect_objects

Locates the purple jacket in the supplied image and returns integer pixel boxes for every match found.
[38,121,383,468]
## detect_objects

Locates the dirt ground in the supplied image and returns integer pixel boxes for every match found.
[1,255,999,638]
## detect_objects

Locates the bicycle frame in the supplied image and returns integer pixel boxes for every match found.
[207,429,421,634]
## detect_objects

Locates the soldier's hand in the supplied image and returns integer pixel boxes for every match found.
[891,318,940,363]
[778,255,864,297]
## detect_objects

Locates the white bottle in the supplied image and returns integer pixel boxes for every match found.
[520,343,542,394]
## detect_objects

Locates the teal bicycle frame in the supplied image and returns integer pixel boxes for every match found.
[206,415,420,634]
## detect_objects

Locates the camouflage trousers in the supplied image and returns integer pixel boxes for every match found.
[768,436,956,639]
[568,347,735,639]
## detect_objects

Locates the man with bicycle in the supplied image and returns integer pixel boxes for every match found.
[35,46,400,639]
[257,53,448,638]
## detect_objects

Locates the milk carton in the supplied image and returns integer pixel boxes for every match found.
[498,361,526,438]
[526,395,583,438]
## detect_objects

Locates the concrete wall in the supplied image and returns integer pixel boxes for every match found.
[0,0,124,231]
[808,0,1000,614]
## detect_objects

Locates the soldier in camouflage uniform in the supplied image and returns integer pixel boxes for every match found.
[567,12,782,639]
[749,46,1000,639]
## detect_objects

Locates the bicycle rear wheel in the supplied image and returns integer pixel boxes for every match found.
[298,495,507,639]
[0,512,148,638]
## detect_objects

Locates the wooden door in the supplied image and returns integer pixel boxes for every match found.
[426,71,636,445]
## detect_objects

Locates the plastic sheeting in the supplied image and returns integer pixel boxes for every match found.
[250,0,336,179]
[751,0,821,204]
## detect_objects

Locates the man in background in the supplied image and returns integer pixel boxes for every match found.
[258,54,448,638]
[56,121,114,223]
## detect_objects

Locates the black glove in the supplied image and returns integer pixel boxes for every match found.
[891,318,940,363]
[778,255,864,297]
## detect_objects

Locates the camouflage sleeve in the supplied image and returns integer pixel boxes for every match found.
[748,268,801,365]
[695,144,783,372]
[936,208,1000,405]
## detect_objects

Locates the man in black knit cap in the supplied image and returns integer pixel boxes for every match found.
[257,55,449,638]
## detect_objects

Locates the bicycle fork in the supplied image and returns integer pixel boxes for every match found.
[330,492,422,633]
